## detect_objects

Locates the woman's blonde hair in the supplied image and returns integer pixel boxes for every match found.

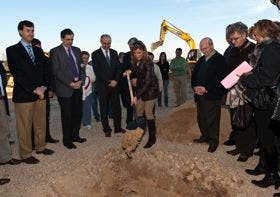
[253,19,280,40]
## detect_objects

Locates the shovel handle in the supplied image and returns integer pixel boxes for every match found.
[126,73,134,100]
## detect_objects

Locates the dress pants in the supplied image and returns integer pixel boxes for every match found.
[173,75,187,106]
[57,90,82,145]
[0,100,12,163]
[196,95,221,146]
[15,100,46,159]
[97,87,121,132]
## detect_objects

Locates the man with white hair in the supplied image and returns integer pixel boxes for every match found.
[191,37,227,153]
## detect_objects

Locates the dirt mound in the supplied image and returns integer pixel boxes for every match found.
[90,149,241,197]
[158,101,231,144]
[27,148,245,197]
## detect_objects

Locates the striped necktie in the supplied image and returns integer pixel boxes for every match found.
[27,45,35,63]
[105,50,110,65]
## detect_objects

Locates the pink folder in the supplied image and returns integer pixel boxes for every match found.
[221,61,253,89]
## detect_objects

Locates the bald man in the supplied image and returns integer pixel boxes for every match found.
[191,37,227,153]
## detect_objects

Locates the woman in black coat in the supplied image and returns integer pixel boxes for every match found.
[240,19,280,189]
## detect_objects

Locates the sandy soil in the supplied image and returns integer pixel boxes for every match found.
[0,79,277,197]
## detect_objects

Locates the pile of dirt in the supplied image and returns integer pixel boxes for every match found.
[89,149,243,197]
[27,148,243,197]
[158,102,231,144]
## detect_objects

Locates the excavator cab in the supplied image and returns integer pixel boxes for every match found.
[186,49,201,74]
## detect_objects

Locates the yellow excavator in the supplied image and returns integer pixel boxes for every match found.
[151,19,200,70]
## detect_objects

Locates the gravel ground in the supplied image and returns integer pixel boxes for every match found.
[0,78,277,197]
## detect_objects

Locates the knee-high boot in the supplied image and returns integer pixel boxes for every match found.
[143,119,157,148]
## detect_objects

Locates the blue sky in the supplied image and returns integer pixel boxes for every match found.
[0,0,279,60]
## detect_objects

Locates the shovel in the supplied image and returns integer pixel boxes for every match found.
[121,72,146,158]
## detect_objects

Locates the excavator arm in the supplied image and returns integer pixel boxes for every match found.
[151,20,196,51]
[151,19,201,70]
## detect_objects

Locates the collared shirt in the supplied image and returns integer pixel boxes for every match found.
[205,50,216,61]
[101,47,110,59]
[20,39,34,58]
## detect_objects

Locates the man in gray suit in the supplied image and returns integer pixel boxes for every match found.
[50,28,86,149]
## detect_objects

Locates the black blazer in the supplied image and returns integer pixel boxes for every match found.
[6,42,48,103]
[91,48,121,92]
[0,63,10,115]
[192,52,227,100]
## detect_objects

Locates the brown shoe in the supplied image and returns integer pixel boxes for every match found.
[36,148,54,155]
[21,156,40,164]
[0,178,10,185]
[0,158,21,165]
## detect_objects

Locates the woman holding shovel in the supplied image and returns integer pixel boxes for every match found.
[124,40,160,148]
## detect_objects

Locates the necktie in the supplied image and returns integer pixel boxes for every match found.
[105,50,110,65]
[67,48,79,80]
[27,45,35,63]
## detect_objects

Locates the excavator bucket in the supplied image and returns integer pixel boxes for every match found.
[151,41,163,51]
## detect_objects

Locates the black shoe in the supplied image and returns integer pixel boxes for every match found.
[105,132,111,137]
[36,148,54,155]
[46,137,59,143]
[72,137,87,143]
[208,145,218,153]
[0,178,10,185]
[21,156,40,164]
[143,137,156,149]
[226,149,240,156]
[114,128,126,134]
[251,173,280,188]
[223,139,235,146]
[237,154,250,162]
[193,138,208,143]
[63,143,77,149]
[274,193,280,197]
[0,158,21,165]
[253,150,260,156]
[245,165,266,176]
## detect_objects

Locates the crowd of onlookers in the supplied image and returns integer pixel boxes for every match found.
[1,2,280,196]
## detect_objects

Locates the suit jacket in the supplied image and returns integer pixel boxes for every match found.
[91,48,121,92]
[50,44,84,97]
[0,63,10,115]
[6,42,48,103]
[191,52,227,100]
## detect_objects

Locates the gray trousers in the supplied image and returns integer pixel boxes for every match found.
[0,100,12,163]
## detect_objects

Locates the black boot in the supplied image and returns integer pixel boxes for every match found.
[143,119,156,149]
[251,172,280,188]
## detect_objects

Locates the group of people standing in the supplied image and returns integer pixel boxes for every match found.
[191,18,280,196]
[1,19,182,185]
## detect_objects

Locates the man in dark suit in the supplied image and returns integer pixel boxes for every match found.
[191,37,227,153]
[50,28,86,149]
[6,20,54,164]
[92,34,124,137]
[120,37,137,125]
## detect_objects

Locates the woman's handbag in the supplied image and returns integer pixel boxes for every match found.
[231,103,253,130]
[244,86,277,110]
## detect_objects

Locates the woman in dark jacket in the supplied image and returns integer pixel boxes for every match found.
[225,22,256,162]
[240,19,280,189]
[157,52,170,107]
[126,40,159,148]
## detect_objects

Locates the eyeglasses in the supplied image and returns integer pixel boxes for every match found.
[230,36,241,42]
